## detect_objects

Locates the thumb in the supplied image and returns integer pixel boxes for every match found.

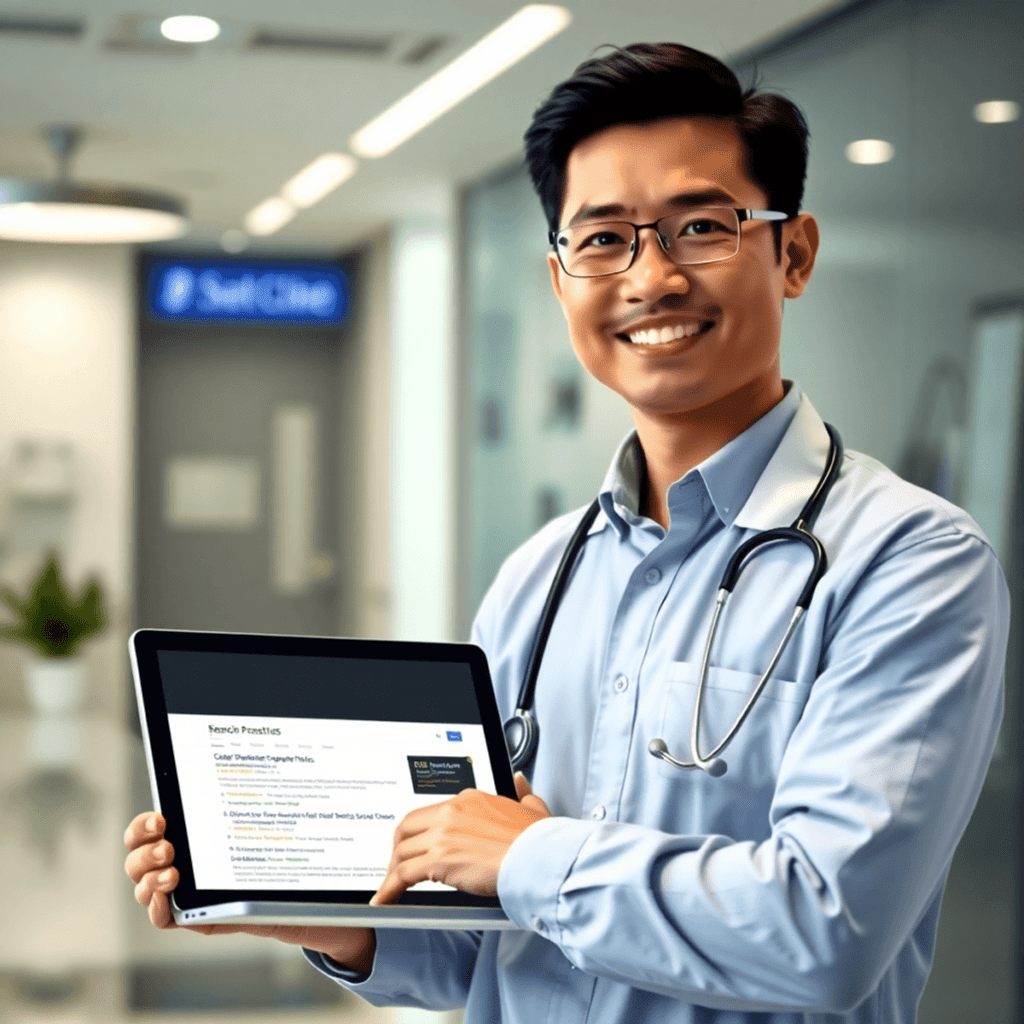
[513,772,533,800]
[514,773,552,817]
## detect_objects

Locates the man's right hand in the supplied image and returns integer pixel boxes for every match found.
[123,812,376,974]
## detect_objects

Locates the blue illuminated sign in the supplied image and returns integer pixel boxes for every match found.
[147,259,348,325]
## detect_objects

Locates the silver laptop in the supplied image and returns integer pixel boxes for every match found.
[130,628,520,929]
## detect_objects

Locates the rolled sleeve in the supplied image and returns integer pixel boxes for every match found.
[303,928,482,1011]
[498,816,598,937]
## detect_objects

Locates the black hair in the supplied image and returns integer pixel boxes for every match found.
[523,43,810,263]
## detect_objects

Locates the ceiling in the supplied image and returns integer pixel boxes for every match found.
[0,0,850,250]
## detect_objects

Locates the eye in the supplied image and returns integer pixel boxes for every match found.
[679,217,728,237]
[578,228,628,250]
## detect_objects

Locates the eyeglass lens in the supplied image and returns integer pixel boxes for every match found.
[555,207,740,278]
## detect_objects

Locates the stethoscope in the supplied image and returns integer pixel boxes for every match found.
[503,423,844,777]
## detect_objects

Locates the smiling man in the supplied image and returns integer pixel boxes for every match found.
[126,43,1008,1024]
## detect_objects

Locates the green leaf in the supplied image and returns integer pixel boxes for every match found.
[0,551,108,657]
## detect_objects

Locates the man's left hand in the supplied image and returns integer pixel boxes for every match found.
[370,773,552,904]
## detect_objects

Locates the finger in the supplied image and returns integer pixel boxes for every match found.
[135,866,178,908]
[148,880,179,929]
[519,793,552,816]
[125,839,174,884]
[513,773,533,800]
[124,812,165,851]
[370,854,432,906]
[390,803,440,844]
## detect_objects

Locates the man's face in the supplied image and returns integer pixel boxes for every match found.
[548,117,818,424]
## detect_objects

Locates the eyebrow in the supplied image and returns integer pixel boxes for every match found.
[566,187,739,228]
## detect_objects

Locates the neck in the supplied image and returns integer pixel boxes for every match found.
[636,377,787,530]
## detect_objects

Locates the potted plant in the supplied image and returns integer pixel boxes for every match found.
[0,552,107,714]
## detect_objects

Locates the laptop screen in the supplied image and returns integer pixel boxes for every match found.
[158,650,496,893]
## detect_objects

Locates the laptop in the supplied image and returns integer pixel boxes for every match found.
[130,628,520,929]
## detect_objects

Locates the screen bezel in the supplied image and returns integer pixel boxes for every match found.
[131,628,516,912]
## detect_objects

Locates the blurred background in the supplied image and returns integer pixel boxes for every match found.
[0,0,1020,1022]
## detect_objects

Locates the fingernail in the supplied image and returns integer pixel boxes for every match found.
[146,814,158,832]
[159,869,174,884]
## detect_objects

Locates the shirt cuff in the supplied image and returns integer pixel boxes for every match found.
[497,815,598,941]
[303,946,371,985]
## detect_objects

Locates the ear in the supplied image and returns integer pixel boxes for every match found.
[547,251,565,304]
[782,213,819,300]
[547,251,572,326]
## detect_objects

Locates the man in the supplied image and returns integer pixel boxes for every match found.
[126,43,1008,1023]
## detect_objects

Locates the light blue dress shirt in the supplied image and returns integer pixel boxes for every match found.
[307,381,1008,1023]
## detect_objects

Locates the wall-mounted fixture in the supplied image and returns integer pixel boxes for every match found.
[0,125,188,243]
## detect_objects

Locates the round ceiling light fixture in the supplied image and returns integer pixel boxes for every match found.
[0,126,188,244]
[160,15,221,43]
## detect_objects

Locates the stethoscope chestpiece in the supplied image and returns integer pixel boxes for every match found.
[648,738,728,776]
[504,709,539,773]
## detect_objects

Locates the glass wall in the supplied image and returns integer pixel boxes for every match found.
[460,1,1023,1020]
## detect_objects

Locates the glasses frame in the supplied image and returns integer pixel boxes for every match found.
[548,207,791,279]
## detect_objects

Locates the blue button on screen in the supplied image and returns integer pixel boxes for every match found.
[446,731,462,742]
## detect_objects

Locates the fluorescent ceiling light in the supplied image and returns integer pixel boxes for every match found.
[845,139,895,165]
[973,100,1020,124]
[160,15,221,43]
[281,153,358,208]
[244,196,296,236]
[350,4,571,158]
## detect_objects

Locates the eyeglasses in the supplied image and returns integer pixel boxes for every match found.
[548,207,790,279]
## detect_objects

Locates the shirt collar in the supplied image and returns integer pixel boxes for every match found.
[594,381,814,537]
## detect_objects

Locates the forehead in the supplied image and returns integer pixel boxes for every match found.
[561,117,764,220]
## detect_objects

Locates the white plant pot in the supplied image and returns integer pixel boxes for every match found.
[25,657,87,715]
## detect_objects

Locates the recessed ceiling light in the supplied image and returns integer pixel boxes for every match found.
[845,139,895,165]
[350,4,571,159]
[281,153,358,209]
[160,15,221,43]
[973,100,1020,124]
[243,196,295,236]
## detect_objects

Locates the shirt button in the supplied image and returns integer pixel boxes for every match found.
[614,674,628,693]
[644,567,662,585]
[590,805,606,820]
[531,916,546,933]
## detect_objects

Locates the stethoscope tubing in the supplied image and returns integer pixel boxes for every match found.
[504,423,844,776]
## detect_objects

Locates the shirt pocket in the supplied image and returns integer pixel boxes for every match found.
[654,661,813,789]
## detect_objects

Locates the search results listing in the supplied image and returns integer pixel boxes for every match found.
[167,714,494,891]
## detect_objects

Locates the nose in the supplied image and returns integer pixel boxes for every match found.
[623,225,690,298]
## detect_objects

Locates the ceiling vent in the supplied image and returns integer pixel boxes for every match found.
[248,28,394,58]
[0,14,84,39]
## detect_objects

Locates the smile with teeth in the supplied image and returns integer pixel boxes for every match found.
[625,321,713,345]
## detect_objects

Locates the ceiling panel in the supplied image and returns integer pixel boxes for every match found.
[0,0,854,248]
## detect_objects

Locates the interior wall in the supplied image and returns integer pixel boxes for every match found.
[353,231,392,641]
[389,209,458,643]
[0,240,133,716]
